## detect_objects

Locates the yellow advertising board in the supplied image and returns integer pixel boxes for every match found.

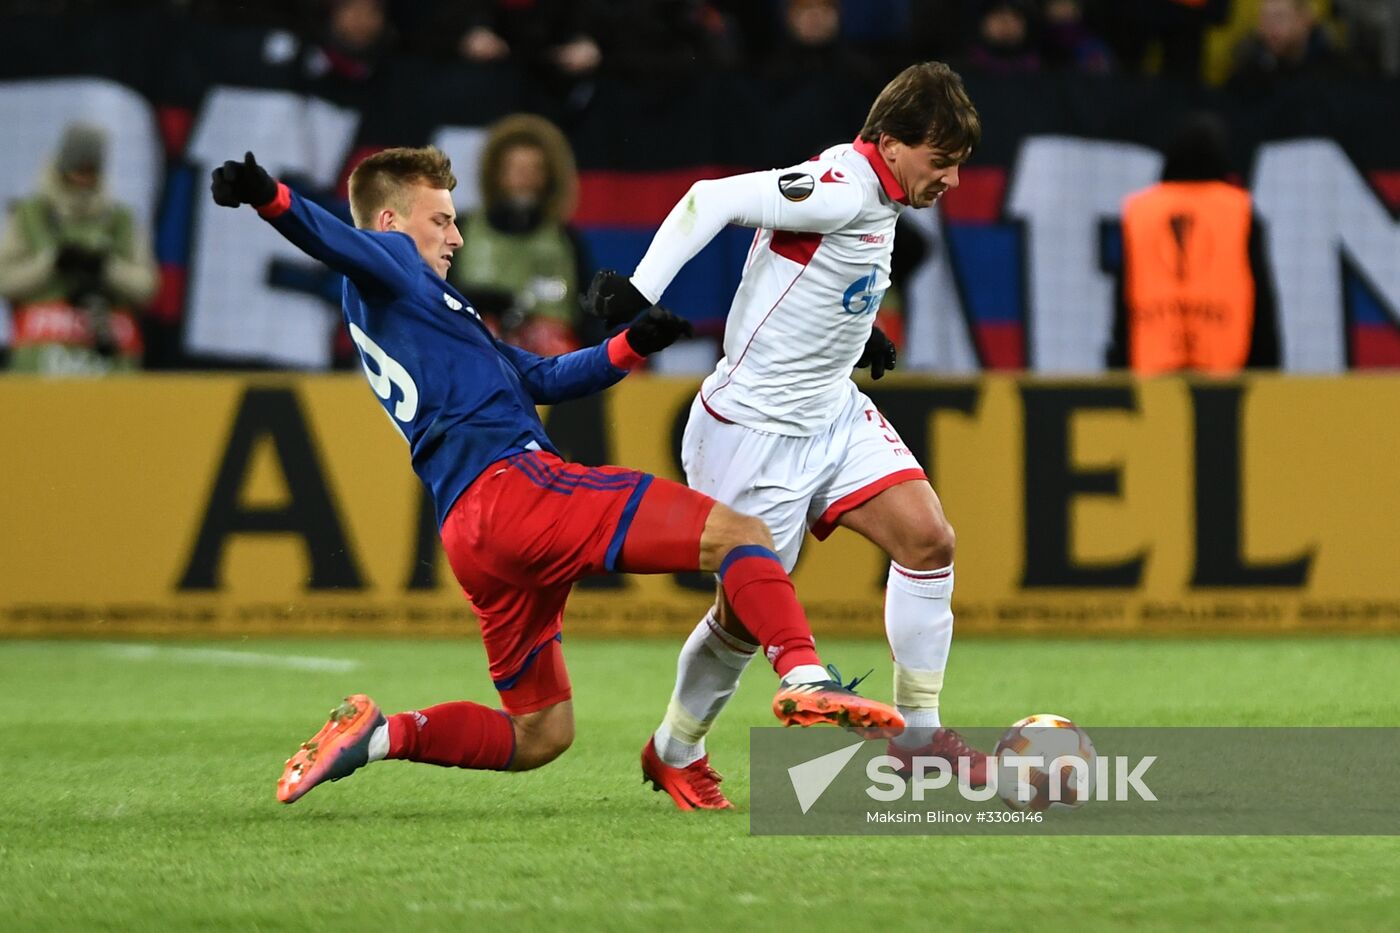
[3,373,1399,638]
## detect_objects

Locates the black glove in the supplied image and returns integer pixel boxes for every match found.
[583,269,651,328]
[56,245,105,280]
[56,245,106,303]
[210,151,279,208]
[624,306,694,356]
[855,325,897,379]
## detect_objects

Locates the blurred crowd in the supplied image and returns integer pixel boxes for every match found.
[3,0,1397,84]
[0,124,156,374]
[2,0,1396,374]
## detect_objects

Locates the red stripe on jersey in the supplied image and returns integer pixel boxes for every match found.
[702,264,811,408]
[742,229,761,272]
[700,395,735,423]
[811,469,929,541]
[852,137,909,205]
[769,230,822,266]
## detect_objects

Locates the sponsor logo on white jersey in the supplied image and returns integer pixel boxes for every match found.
[843,268,885,315]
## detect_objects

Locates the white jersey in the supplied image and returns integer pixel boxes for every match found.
[631,140,906,435]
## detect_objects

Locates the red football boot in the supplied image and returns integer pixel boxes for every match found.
[641,738,734,811]
[887,727,992,789]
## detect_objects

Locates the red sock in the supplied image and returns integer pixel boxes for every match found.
[718,545,821,677]
[386,701,516,771]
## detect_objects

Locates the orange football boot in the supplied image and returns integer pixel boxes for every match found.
[772,666,904,735]
[277,694,384,804]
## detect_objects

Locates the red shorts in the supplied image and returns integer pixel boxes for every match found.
[440,451,714,714]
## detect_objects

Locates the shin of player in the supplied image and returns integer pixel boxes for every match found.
[653,483,958,768]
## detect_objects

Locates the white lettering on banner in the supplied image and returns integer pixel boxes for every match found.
[1005,137,1161,372]
[0,78,162,232]
[1253,139,1400,372]
[347,322,419,422]
[901,206,979,373]
[184,88,360,368]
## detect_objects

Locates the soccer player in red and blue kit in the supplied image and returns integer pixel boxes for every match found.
[209,147,903,806]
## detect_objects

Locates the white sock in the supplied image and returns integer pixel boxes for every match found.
[780,664,831,686]
[653,607,757,767]
[367,721,389,762]
[885,561,954,749]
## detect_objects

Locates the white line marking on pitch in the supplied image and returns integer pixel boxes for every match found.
[98,643,360,673]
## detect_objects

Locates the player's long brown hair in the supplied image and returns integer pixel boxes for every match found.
[348,146,457,229]
[859,62,981,160]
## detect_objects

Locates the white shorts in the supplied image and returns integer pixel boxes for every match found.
[680,382,928,572]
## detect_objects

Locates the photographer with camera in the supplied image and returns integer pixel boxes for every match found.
[0,123,157,374]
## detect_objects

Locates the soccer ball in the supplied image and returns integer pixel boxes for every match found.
[993,714,1096,811]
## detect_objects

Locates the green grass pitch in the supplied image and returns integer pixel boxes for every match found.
[3,636,1398,931]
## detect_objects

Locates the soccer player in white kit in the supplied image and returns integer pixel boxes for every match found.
[585,62,985,810]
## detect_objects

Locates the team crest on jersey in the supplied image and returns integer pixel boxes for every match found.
[778,172,815,202]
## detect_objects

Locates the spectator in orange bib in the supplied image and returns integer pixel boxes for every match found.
[0,123,156,374]
[1107,113,1280,374]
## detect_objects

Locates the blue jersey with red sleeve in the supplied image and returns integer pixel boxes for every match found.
[257,184,632,525]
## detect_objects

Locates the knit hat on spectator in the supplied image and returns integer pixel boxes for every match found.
[56,123,106,175]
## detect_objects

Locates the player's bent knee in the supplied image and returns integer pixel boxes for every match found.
[935,518,956,561]
[509,728,573,771]
[732,514,775,551]
[507,703,575,771]
[900,517,956,569]
[515,730,573,771]
[699,505,776,570]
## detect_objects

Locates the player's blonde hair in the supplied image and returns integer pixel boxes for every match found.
[859,62,981,161]
[348,146,457,229]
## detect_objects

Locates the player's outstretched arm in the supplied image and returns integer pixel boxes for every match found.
[210,152,413,294]
[500,306,693,404]
[583,168,863,327]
